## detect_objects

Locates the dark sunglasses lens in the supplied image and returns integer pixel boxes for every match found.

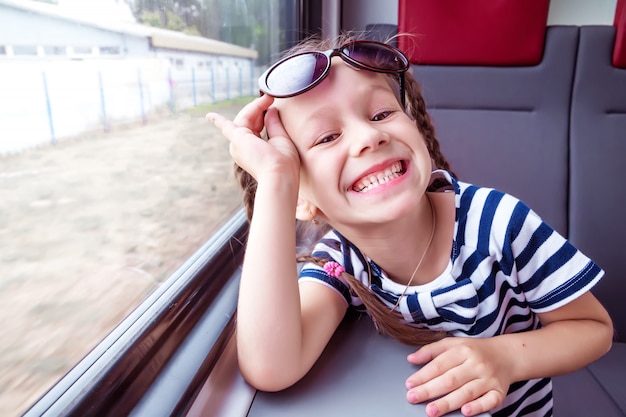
[264,52,329,96]
[343,42,408,72]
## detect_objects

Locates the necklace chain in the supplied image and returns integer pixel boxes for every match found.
[391,195,436,311]
[366,195,436,312]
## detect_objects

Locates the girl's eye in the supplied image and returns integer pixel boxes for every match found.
[315,134,339,146]
[372,110,393,122]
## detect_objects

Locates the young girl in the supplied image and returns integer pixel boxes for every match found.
[207,36,613,417]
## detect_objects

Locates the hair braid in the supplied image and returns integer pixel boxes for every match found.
[296,253,445,345]
[234,164,256,221]
[403,71,456,177]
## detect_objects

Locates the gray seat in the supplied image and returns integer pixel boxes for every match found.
[569,25,626,343]
[564,25,626,416]
[412,26,578,237]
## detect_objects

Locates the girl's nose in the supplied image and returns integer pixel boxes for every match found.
[348,123,390,157]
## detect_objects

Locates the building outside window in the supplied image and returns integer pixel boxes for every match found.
[12,45,38,55]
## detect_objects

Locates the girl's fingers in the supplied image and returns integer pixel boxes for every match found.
[233,94,274,133]
[207,95,299,182]
[206,113,250,146]
[406,341,465,388]
[460,390,503,417]
[205,111,229,130]
[420,380,498,417]
[207,94,274,138]
[264,107,290,140]
[406,360,467,404]
[407,337,461,365]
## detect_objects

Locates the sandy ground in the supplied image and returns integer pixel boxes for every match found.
[0,100,247,416]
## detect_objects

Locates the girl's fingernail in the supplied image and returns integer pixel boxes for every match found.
[405,380,415,389]
[206,113,217,122]
[427,403,440,417]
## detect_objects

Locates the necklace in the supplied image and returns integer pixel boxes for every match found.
[389,195,436,312]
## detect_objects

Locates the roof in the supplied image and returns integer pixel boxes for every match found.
[0,0,258,59]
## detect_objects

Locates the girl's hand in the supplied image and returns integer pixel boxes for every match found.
[207,94,300,185]
[405,337,512,417]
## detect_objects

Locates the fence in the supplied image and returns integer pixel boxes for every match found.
[0,57,259,155]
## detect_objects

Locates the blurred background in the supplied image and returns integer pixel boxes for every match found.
[0,0,296,414]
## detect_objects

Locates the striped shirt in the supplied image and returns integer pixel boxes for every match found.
[299,170,604,417]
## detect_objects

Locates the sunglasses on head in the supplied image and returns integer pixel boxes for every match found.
[258,40,410,107]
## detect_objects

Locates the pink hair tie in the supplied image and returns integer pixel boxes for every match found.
[323,261,345,278]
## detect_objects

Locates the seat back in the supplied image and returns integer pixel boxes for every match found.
[398,0,550,65]
[399,0,570,235]
[569,0,626,340]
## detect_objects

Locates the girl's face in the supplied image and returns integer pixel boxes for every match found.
[274,60,433,233]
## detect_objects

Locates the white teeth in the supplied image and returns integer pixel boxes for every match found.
[353,162,403,193]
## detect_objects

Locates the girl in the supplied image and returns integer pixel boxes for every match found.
[207,36,613,417]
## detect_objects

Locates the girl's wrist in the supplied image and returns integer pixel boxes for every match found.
[255,172,299,205]
[256,165,299,192]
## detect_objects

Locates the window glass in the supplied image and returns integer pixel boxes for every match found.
[71,45,95,55]
[99,46,121,55]
[0,0,293,415]
[13,45,39,55]
[43,45,67,56]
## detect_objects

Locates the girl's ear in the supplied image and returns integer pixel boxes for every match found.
[295,197,318,221]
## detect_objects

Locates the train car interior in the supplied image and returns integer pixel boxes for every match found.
[22,0,626,416]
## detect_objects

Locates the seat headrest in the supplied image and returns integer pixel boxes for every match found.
[614,0,626,68]
[398,0,550,66]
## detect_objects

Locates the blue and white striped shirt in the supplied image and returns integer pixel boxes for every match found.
[299,170,604,417]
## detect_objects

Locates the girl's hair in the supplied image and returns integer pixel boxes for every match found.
[235,35,454,345]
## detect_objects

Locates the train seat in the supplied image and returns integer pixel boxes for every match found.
[614,0,626,67]
[557,0,626,414]
[393,0,626,415]
[398,0,550,65]
[413,31,575,235]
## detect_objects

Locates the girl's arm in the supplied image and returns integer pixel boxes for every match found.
[404,291,613,417]
[208,97,347,391]
[236,167,346,391]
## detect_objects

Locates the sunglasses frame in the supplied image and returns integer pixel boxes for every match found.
[258,40,410,107]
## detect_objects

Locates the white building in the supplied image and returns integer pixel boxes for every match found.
[0,0,258,153]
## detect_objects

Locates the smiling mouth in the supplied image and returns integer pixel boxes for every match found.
[352,161,406,193]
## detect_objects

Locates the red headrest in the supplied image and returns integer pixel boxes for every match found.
[614,0,626,68]
[398,0,550,66]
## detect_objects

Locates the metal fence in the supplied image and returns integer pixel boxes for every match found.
[0,57,260,155]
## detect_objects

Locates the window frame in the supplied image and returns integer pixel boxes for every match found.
[23,210,248,417]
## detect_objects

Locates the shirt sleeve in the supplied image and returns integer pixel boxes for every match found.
[298,231,353,306]
[506,198,604,313]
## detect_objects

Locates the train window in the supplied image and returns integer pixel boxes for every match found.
[12,45,39,56]
[43,45,67,56]
[98,46,121,55]
[0,0,295,415]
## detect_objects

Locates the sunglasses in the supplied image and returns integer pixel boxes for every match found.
[258,40,410,107]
